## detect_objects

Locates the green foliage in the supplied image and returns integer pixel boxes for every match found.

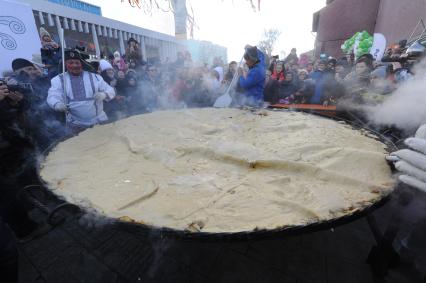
[341,30,373,58]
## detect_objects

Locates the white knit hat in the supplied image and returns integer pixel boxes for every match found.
[39,27,50,39]
[99,59,113,71]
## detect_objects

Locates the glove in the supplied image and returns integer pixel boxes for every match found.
[415,124,426,139]
[54,102,67,112]
[387,124,426,192]
[94,92,107,101]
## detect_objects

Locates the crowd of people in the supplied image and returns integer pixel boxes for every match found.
[263,45,417,107]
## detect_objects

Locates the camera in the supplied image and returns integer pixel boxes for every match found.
[0,78,33,94]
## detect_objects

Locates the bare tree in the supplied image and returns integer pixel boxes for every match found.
[246,0,261,11]
[121,0,192,39]
[258,28,281,57]
[121,0,261,39]
[170,0,189,39]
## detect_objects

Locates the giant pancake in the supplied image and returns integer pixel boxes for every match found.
[40,108,395,233]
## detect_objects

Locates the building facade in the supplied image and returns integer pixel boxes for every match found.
[186,40,227,66]
[17,0,185,63]
[313,0,380,58]
[46,0,102,16]
[313,0,426,58]
[374,0,426,46]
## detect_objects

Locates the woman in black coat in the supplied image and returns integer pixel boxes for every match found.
[277,71,298,104]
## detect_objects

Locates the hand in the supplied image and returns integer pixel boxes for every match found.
[415,124,426,139]
[390,53,401,59]
[387,124,426,192]
[238,67,244,76]
[115,95,125,101]
[6,77,18,85]
[110,79,117,87]
[391,62,402,71]
[54,102,67,112]
[94,92,107,101]
[0,84,9,101]
[7,91,23,103]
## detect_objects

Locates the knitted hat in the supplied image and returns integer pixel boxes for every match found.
[127,37,138,45]
[12,58,34,71]
[336,59,349,67]
[244,45,259,62]
[328,57,337,65]
[126,70,137,80]
[356,54,374,66]
[298,69,308,75]
[39,27,50,39]
[99,59,113,71]
[63,49,91,71]
[113,51,121,58]
[126,69,137,79]
[64,49,82,61]
[318,59,328,65]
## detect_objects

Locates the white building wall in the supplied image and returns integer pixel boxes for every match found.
[17,0,184,61]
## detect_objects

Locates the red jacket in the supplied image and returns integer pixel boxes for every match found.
[271,71,285,82]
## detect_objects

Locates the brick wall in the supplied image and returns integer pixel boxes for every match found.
[314,0,380,58]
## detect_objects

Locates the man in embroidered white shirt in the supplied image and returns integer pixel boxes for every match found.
[47,50,115,134]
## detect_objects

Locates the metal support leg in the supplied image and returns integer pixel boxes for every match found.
[366,214,400,277]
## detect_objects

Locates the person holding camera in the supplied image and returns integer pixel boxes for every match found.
[0,77,40,283]
[0,78,38,230]
[11,58,56,96]
[11,58,64,150]
[0,80,24,106]
[39,27,61,79]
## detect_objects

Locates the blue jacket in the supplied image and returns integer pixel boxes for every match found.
[239,50,266,106]
[309,70,327,104]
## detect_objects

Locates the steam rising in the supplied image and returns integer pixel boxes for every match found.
[366,59,426,132]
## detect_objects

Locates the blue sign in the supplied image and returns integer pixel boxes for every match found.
[47,0,102,16]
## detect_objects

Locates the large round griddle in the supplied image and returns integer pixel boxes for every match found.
[38,109,397,242]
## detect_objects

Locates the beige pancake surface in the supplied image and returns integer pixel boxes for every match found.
[40,108,395,233]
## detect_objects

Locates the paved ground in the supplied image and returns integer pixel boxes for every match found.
[17,185,426,283]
